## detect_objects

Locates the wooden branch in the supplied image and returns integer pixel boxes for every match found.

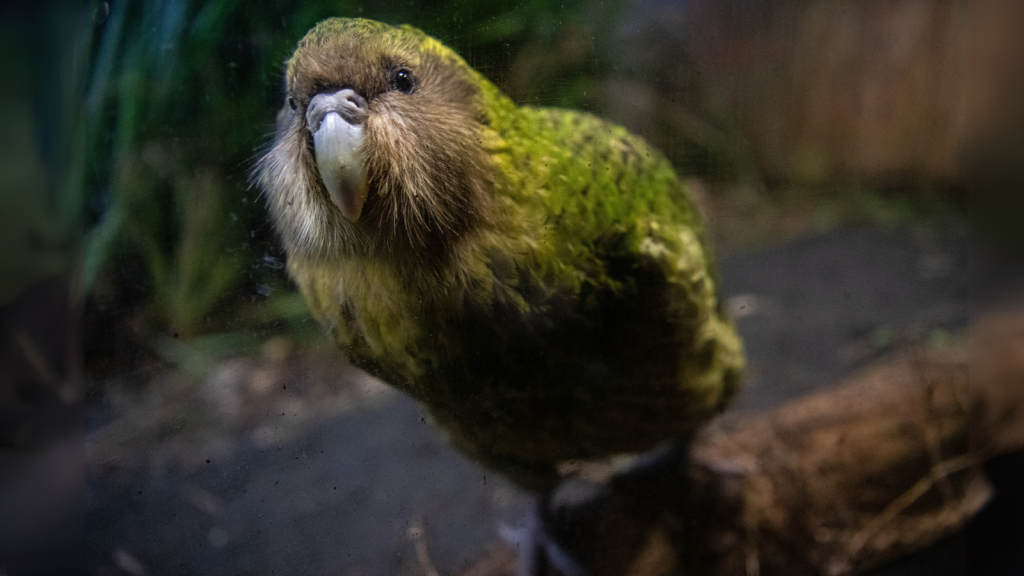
[457,315,1024,575]
[969,311,1024,459]
[456,312,1024,575]
[680,341,972,576]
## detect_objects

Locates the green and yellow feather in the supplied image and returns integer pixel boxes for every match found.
[257,18,744,491]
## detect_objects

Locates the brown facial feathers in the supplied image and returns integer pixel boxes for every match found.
[254,18,494,263]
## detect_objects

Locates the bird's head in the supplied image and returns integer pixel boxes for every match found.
[255,18,498,261]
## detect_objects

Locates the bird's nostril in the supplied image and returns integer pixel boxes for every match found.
[342,90,367,111]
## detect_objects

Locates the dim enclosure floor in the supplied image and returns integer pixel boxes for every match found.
[83,226,1021,576]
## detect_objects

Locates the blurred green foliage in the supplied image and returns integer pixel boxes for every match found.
[0,7,85,303]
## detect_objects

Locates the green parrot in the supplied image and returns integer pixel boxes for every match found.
[254,18,743,495]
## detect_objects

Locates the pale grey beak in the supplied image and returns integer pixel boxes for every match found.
[307,89,369,222]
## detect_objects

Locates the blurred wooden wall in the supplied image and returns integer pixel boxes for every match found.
[672,0,1004,186]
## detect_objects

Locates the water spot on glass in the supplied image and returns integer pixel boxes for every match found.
[262,254,284,269]
[207,526,228,549]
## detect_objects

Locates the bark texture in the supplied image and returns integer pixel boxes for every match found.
[458,311,1024,575]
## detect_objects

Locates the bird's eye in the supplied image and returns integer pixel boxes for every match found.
[288,97,296,111]
[392,69,416,94]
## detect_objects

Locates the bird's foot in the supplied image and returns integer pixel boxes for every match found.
[500,499,588,576]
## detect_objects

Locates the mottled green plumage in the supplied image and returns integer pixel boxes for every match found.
[257,18,744,491]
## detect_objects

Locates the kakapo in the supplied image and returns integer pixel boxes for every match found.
[254,18,744,493]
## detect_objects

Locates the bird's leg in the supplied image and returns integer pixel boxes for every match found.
[480,455,587,576]
[500,493,588,576]
[502,440,692,576]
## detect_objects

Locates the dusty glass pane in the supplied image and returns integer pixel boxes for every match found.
[4,1,1024,575]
